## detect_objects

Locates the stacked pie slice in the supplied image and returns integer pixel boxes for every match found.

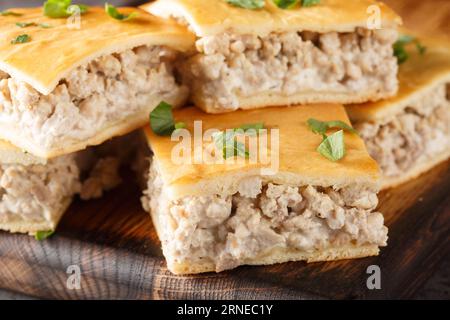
[0,7,194,235]
[346,36,450,189]
[138,0,406,274]
[1,1,448,276]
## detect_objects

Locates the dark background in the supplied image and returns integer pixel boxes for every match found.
[0,0,448,300]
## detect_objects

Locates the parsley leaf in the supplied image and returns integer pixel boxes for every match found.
[35,230,55,241]
[174,122,186,130]
[105,3,138,21]
[150,101,183,136]
[43,0,88,19]
[213,123,264,159]
[238,122,264,131]
[307,118,357,161]
[16,22,38,28]
[317,130,345,161]
[307,118,358,135]
[393,35,426,64]
[213,130,250,159]
[273,0,298,8]
[11,34,31,44]
[226,0,265,9]
[39,23,53,28]
[301,0,320,7]
[0,10,23,16]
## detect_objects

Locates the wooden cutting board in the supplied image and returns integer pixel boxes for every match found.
[0,160,448,299]
[0,0,449,300]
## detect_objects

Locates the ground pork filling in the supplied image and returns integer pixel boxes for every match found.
[356,83,450,177]
[182,27,398,110]
[0,134,135,228]
[0,45,188,148]
[143,162,387,272]
[0,155,81,224]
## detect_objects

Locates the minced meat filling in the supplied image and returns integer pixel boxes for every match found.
[181,27,398,110]
[142,162,387,272]
[0,134,134,227]
[0,45,188,148]
[356,83,450,177]
[0,155,81,224]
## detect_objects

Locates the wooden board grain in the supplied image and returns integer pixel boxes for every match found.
[0,0,449,300]
[0,160,448,300]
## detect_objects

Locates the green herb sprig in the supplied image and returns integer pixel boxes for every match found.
[307,118,358,161]
[0,10,23,16]
[16,22,37,28]
[11,34,31,44]
[16,22,53,29]
[213,123,265,159]
[149,101,186,136]
[43,0,88,19]
[226,0,265,9]
[227,0,320,9]
[393,35,426,64]
[301,0,320,7]
[105,3,138,21]
[35,230,55,241]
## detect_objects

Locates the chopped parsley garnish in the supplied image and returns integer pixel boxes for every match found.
[43,0,89,19]
[301,0,320,7]
[307,118,358,161]
[0,10,23,16]
[11,34,31,44]
[39,23,53,28]
[316,130,345,162]
[105,3,138,21]
[35,230,55,241]
[149,101,185,136]
[307,118,358,136]
[393,35,426,64]
[16,22,38,28]
[213,130,249,159]
[16,22,53,29]
[226,0,265,9]
[228,0,319,9]
[213,123,265,159]
[273,0,297,8]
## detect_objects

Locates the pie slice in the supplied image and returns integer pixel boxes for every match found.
[143,0,402,113]
[140,104,387,274]
[0,7,195,158]
[0,133,136,236]
[346,35,450,189]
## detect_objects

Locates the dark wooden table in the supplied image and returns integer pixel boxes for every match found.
[0,160,448,300]
[0,0,449,300]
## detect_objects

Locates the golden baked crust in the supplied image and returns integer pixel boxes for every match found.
[143,0,401,37]
[144,104,380,199]
[0,7,195,95]
[193,90,395,114]
[346,36,450,121]
[166,245,380,275]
